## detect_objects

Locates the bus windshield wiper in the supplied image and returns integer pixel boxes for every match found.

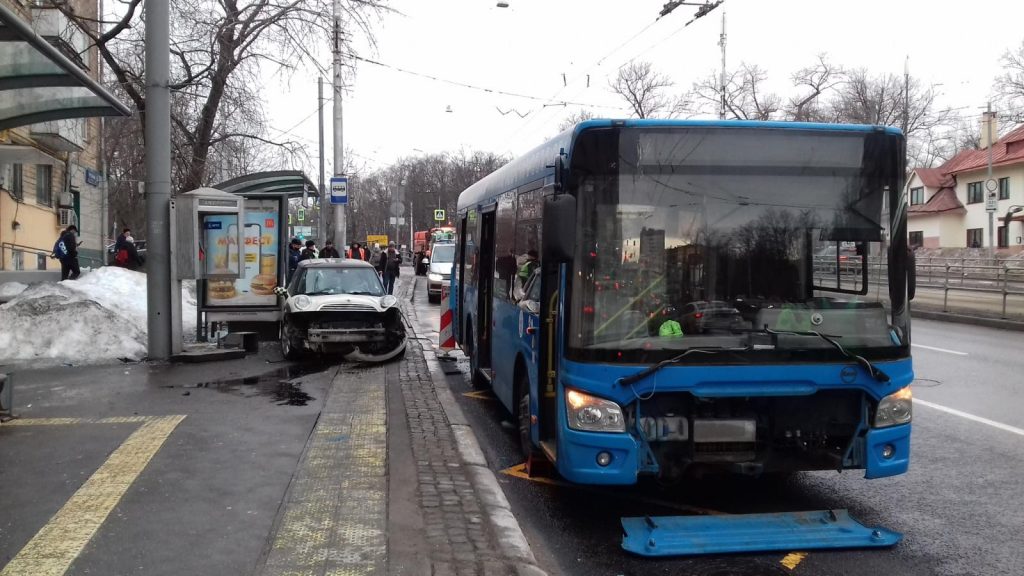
[617,346,752,387]
[754,327,891,383]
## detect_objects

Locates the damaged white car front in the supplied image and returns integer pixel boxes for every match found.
[278,259,407,362]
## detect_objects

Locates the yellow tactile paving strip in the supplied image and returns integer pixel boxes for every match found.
[260,367,387,576]
[0,415,186,576]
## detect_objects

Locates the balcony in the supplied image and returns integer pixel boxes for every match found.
[30,5,88,71]
[31,117,86,151]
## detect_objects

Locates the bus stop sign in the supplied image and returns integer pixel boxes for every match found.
[434,208,445,221]
[330,176,348,205]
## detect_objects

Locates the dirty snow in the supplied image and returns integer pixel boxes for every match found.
[0,281,28,300]
[0,267,196,366]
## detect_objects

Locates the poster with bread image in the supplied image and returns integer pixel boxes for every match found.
[205,199,282,306]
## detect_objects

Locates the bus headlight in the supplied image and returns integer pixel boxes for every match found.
[565,389,625,433]
[874,386,912,428]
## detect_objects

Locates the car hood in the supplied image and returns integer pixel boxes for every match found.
[428,262,453,276]
[285,293,396,313]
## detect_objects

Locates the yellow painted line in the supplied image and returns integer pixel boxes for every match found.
[1,416,153,426]
[0,415,186,576]
[781,551,808,570]
[462,390,496,400]
[500,463,566,486]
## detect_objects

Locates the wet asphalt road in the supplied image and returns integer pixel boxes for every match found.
[411,280,1024,576]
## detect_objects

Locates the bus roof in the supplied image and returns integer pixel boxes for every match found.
[456,119,903,213]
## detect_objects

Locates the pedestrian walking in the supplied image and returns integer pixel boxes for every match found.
[320,240,341,259]
[54,225,81,280]
[113,227,141,270]
[376,241,402,295]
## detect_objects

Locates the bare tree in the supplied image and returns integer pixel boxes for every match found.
[61,0,386,196]
[995,40,1024,123]
[558,109,596,131]
[609,61,680,119]
[787,54,845,122]
[827,69,948,138]
[691,63,781,120]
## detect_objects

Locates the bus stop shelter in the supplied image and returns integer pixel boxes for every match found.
[197,171,317,340]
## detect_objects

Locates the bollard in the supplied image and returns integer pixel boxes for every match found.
[1003,265,1009,319]
[438,284,455,357]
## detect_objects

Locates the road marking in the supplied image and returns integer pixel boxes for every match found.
[912,343,968,356]
[0,415,186,576]
[781,551,808,570]
[0,416,152,426]
[916,399,1024,437]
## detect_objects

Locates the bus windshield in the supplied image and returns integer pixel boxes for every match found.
[569,127,906,360]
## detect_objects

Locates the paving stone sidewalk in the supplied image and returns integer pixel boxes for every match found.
[258,275,525,576]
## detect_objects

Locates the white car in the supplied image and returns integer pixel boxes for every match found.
[278,258,407,362]
[426,242,455,303]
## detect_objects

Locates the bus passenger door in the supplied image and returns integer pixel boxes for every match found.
[475,209,496,378]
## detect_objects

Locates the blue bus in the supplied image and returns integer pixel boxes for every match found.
[452,119,914,485]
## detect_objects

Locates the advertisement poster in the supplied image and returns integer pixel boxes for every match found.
[205,199,281,307]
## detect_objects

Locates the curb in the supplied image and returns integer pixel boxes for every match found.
[912,308,1024,332]
[401,278,547,575]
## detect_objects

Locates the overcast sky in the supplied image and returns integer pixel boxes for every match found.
[260,0,1024,176]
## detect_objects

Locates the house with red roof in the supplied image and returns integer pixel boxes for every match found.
[907,120,1024,252]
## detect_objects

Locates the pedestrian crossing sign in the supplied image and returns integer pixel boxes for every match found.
[434,209,445,222]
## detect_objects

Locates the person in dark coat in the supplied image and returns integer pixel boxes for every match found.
[376,242,402,295]
[287,238,302,281]
[320,240,341,259]
[113,227,141,270]
[57,225,81,280]
[300,240,318,261]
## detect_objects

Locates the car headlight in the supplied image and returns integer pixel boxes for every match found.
[874,386,912,428]
[292,295,312,311]
[565,389,625,432]
[380,295,397,309]
[428,273,443,282]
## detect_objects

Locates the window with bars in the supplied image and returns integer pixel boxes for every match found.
[966,181,984,204]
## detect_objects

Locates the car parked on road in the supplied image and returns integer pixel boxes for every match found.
[277,259,406,362]
[426,242,455,304]
[679,300,744,334]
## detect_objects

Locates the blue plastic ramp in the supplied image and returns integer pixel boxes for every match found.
[621,509,901,557]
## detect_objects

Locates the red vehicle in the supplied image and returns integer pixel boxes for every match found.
[413,226,455,275]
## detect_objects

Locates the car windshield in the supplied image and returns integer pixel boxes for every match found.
[569,127,904,359]
[295,267,384,296]
[431,244,455,263]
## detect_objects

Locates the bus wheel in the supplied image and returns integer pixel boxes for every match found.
[517,372,538,460]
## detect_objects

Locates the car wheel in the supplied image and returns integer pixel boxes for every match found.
[280,321,302,360]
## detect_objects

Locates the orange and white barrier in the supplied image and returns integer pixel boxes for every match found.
[439,284,455,355]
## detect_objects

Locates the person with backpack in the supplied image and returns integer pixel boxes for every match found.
[113,227,141,270]
[54,225,81,280]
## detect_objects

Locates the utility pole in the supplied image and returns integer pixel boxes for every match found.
[718,11,726,120]
[985,102,996,253]
[332,0,346,247]
[144,0,172,359]
[317,76,326,247]
[902,56,910,135]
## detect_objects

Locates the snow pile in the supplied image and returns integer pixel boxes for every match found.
[0,281,28,300]
[0,267,197,366]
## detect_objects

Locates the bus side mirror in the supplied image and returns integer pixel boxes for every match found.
[552,154,566,192]
[543,194,576,263]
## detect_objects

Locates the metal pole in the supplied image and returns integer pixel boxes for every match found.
[718,11,726,120]
[318,76,326,247]
[986,103,995,252]
[332,0,346,247]
[145,0,173,360]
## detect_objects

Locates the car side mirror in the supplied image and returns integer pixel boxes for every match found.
[274,286,289,298]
